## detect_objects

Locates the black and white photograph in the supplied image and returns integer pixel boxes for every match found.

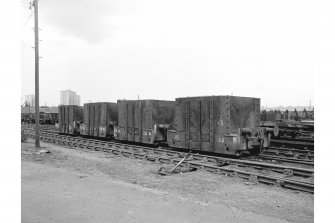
[1,0,335,222]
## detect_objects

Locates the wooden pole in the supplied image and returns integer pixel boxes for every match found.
[34,0,40,148]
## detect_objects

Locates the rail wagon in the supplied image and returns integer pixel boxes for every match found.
[167,95,270,155]
[21,113,35,123]
[58,105,83,135]
[21,106,59,124]
[80,102,118,138]
[40,112,58,125]
[114,100,175,144]
[46,112,58,125]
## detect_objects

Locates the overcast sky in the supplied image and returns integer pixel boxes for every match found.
[21,0,316,107]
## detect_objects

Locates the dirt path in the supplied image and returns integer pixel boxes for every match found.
[21,139,313,223]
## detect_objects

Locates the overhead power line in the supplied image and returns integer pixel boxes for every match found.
[21,11,33,30]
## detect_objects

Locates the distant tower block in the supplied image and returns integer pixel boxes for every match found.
[25,94,35,107]
[60,89,81,106]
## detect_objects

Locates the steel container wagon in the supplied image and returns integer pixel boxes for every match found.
[80,102,118,138]
[114,100,175,144]
[58,105,83,134]
[167,95,269,155]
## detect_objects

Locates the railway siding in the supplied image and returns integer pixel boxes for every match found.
[23,126,314,193]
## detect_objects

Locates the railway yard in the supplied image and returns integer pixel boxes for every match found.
[14,0,329,221]
[18,91,318,223]
[22,125,314,193]
[21,117,314,222]
[20,96,315,223]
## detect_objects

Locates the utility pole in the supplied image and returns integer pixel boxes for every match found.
[33,0,40,148]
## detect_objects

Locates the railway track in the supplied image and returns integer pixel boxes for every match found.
[274,136,314,143]
[262,147,314,161]
[22,124,315,163]
[22,126,314,193]
[248,154,313,166]
[271,139,314,150]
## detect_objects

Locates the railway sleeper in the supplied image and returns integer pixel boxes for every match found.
[24,129,314,193]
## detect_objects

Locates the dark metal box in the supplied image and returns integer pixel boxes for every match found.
[114,100,175,144]
[80,102,118,138]
[167,96,261,155]
[42,113,58,125]
[81,104,89,135]
[58,105,83,134]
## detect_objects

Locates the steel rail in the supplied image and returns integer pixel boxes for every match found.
[24,128,314,176]
[24,129,314,177]
[23,128,314,193]
[253,154,314,166]
[262,147,314,160]
[271,139,314,146]
[261,150,314,161]
[267,146,314,155]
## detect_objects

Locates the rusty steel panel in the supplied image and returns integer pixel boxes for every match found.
[127,102,134,141]
[83,104,89,127]
[58,105,66,134]
[58,106,63,133]
[66,106,71,133]
[68,106,73,126]
[115,100,175,144]
[60,106,64,133]
[83,102,118,137]
[88,104,94,135]
[167,96,261,155]
[99,103,118,125]
[62,106,66,133]
[58,105,83,134]
[100,103,107,126]
[93,103,100,136]
[80,104,89,135]
[229,96,260,131]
